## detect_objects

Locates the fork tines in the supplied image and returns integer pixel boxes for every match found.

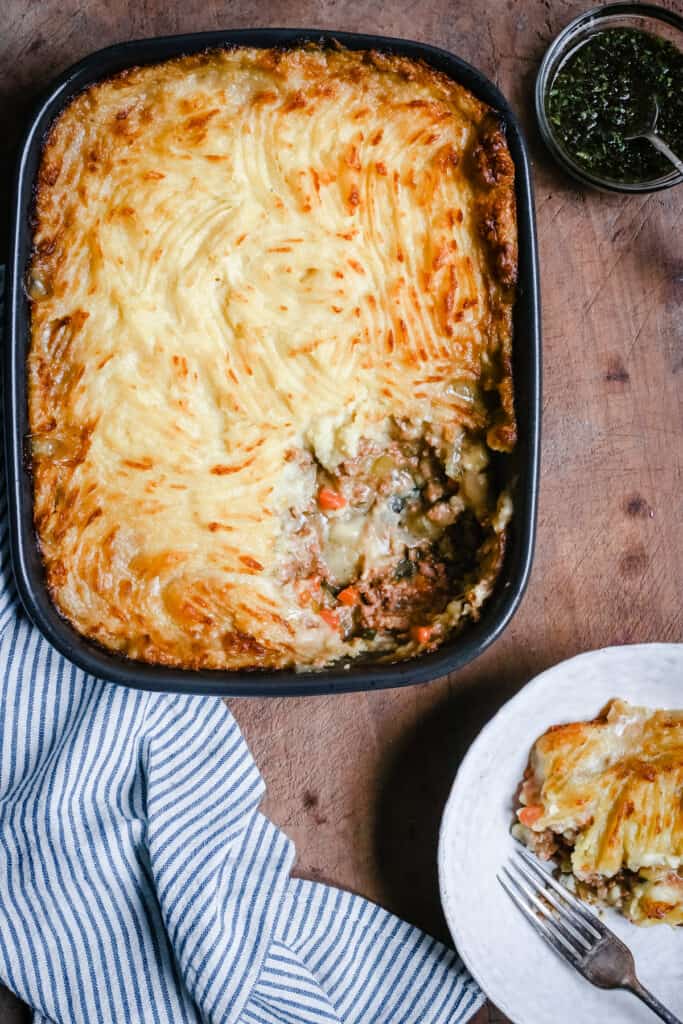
[498,847,604,966]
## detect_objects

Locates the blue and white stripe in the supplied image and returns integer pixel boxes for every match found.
[0,270,482,1023]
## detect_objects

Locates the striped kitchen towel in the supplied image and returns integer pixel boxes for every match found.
[0,268,483,1023]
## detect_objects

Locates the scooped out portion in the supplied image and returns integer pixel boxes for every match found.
[277,416,512,663]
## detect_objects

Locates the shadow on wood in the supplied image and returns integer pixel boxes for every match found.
[372,665,529,943]
[0,984,30,1023]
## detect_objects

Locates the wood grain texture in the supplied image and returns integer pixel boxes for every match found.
[1,2,681,1021]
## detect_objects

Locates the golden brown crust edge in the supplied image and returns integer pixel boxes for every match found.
[470,113,518,453]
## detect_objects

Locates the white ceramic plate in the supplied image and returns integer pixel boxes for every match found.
[438,644,683,1024]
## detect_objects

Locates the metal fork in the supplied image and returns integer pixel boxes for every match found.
[498,847,682,1023]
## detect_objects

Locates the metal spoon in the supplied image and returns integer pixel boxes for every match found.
[624,94,683,177]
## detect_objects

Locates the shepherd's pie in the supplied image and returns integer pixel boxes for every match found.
[515,700,683,926]
[29,45,517,670]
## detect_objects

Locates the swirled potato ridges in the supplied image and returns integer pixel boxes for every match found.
[29,45,517,670]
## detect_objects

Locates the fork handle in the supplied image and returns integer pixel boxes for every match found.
[629,981,683,1024]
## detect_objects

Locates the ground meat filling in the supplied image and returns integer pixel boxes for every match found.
[355,556,450,635]
[514,790,683,921]
[282,419,500,648]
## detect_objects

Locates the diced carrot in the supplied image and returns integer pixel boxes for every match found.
[337,586,359,606]
[319,608,340,631]
[517,804,544,827]
[411,625,434,644]
[318,487,346,510]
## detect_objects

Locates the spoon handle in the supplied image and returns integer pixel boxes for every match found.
[644,131,683,177]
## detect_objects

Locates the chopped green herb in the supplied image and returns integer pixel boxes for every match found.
[547,28,683,182]
[394,557,415,580]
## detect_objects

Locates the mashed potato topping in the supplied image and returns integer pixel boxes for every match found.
[29,45,517,670]
[515,700,683,926]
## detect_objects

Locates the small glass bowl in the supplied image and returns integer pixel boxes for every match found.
[536,2,683,193]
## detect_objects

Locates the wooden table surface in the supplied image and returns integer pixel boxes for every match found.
[2,1,681,1021]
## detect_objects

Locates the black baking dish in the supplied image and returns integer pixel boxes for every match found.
[4,28,541,696]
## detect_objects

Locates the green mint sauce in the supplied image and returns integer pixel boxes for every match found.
[547,27,683,182]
